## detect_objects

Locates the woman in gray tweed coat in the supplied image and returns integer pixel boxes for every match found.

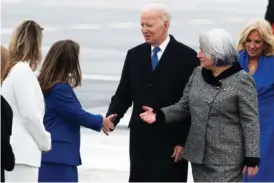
[140,28,260,182]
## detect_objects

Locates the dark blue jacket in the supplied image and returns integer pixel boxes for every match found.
[41,83,103,166]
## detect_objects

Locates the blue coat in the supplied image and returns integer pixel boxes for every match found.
[239,51,274,182]
[41,83,103,166]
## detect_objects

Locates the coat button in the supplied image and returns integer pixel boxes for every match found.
[148,83,152,87]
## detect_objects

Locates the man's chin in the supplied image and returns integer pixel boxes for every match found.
[144,39,154,45]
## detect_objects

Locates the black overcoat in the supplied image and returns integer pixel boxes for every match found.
[107,35,199,182]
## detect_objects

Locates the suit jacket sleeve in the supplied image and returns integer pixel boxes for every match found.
[14,66,51,151]
[265,0,274,24]
[1,96,15,171]
[174,56,200,146]
[161,66,198,124]
[237,73,260,158]
[48,83,103,131]
[106,51,133,126]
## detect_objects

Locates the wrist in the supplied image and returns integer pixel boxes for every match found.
[153,109,165,124]
[244,157,260,167]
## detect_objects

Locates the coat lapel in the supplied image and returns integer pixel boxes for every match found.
[140,35,177,81]
[152,35,176,79]
[140,43,154,80]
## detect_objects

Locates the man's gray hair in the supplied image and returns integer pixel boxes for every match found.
[141,3,171,23]
[199,28,239,66]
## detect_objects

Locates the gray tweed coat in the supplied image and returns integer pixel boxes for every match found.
[161,65,260,165]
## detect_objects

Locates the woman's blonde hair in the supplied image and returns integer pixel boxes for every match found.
[237,19,274,56]
[1,46,10,84]
[6,20,43,76]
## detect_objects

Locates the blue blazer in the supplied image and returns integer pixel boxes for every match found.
[41,83,103,166]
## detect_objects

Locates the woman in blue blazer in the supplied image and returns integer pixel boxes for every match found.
[237,19,274,182]
[37,39,116,182]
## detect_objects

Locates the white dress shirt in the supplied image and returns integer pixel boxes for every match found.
[151,35,170,61]
[2,62,51,167]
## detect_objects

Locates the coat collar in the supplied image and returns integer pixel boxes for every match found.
[151,35,170,54]
[145,34,176,49]
[202,62,243,86]
[142,35,177,75]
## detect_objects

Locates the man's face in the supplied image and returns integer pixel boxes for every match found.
[141,11,168,46]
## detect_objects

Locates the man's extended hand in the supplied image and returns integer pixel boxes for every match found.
[171,145,184,163]
[102,114,117,136]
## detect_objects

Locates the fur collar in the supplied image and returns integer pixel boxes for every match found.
[202,62,243,86]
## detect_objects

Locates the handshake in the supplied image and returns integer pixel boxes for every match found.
[101,114,117,136]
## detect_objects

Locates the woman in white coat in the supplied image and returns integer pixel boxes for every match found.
[1,20,51,182]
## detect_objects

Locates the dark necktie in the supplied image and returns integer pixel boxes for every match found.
[151,47,161,71]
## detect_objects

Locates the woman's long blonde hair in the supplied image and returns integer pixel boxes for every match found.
[237,19,274,56]
[1,46,10,84]
[4,20,43,79]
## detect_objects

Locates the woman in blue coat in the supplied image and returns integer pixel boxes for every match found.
[237,19,274,182]
[37,39,116,182]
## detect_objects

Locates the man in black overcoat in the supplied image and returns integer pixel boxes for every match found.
[105,3,200,182]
